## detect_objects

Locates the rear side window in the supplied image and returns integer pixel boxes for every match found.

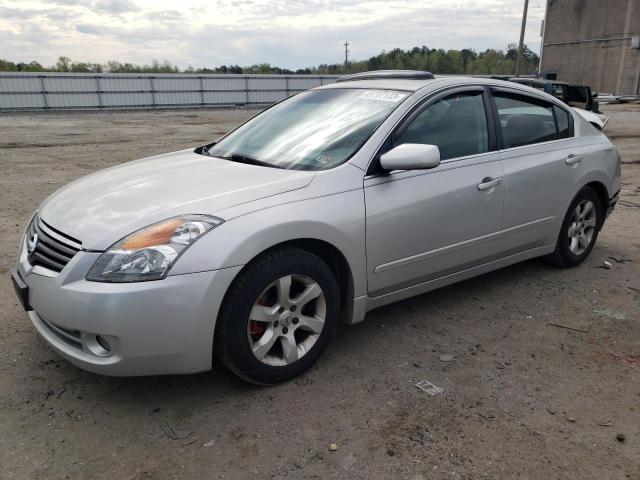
[393,91,489,160]
[554,106,571,139]
[493,92,557,148]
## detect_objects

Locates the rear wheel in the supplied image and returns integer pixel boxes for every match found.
[548,186,602,268]
[214,247,340,384]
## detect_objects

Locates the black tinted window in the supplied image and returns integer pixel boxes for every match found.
[494,93,557,148]
[554,106,571,139]
[394,91,488,160]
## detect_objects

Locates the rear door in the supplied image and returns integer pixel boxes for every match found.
[364,87,505,295]
[491,88,587,251]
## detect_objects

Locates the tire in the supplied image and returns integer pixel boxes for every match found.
[214,247,340,385]
[547,186,603,268]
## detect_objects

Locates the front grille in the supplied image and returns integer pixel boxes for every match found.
[26,215,82,273]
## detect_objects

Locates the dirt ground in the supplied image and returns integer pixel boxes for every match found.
[0,104,638,480]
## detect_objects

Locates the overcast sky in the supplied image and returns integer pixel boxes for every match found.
[0,0,547,69]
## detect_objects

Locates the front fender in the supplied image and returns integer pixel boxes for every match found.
[169,189,368,297]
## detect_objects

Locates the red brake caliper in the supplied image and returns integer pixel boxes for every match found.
[250,297,268,339]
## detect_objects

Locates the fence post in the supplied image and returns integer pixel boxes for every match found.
[319,77,324,86]
[244,76,250,105]
[149,76,156,107]
[39,75,48,109]
[95,76,103,108]
[199,76,205,106]
[285,76,290,97]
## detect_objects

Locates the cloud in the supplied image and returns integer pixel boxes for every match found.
[76,23,104,34]
[0,0,546,69]
[91,0,139,14]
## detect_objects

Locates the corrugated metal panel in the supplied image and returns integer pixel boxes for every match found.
[155,91,201,105]
[46,93,100,108]
[44,76,97,92]
[0,75,42,93]
[99,77,151,92]
[248,77,287,91]
[202,77,246,90]
[154,77,201,91]
[203,90,247,104]
[0,73,339,110]
[0,93,45,108]
[101,92,154,106]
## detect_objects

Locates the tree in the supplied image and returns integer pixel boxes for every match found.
[55,56,72,72]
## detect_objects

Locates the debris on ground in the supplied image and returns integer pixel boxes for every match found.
[415,380,444,396]
[548,323,590,333]
[593,309,627,320]
[203,439,216,447]
[608,255,632,263]
[329,443,339,451]
[616,433,625,442]
[603,260,613,269]
[609,353,639,367]
[438,354,455,362]
[160,421,193,440]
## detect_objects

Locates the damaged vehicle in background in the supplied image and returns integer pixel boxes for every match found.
[507,77,609,129]
[11,71,621,384]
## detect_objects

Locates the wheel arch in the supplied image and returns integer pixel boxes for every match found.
[584,180,609,228]
[217,238,358,330]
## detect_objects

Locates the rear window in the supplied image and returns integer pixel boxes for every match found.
[494,92,557,148]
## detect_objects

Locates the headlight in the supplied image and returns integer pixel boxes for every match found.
[87,215,223,282]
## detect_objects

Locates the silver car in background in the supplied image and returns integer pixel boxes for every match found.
[11,71,621,384]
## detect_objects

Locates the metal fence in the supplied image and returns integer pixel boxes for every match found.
[0,72,340,111]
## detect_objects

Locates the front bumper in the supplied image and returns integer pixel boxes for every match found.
[14,249,242,376]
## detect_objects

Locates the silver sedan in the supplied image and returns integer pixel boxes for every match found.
[12,71,621,384]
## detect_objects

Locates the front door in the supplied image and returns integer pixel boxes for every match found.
[364,88,505,296]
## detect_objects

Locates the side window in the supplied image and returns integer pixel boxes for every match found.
[566,86,588,108]
[551,84,565,100]
[554,105,571,139]
[494,92,557,148]
[393,91,489,161]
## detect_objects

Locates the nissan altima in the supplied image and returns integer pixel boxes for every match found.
[11,71,621,384]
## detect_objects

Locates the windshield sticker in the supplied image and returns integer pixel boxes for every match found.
[359,90,407,103]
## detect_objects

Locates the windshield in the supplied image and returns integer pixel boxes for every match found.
[207,88,408,170]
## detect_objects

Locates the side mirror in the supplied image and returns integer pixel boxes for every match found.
[379,143,441,171]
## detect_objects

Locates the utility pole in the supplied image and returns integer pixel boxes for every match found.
[538,0,549,76]
[514,0,529,77]
[344,41,349,74]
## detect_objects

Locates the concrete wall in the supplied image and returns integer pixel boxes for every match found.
[541,0,640,95]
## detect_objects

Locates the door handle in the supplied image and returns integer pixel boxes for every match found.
[565,154,583,165]
[477,177,503,191]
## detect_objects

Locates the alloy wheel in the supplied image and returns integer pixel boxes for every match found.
[567,199,597,255]
[247,274,326,366]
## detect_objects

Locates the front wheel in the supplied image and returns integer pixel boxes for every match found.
[548,186,602,268]
[214,247,340,384]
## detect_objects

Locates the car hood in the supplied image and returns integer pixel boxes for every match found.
[39,149,315,250]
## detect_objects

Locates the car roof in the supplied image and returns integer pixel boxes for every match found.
[316,75,540,93]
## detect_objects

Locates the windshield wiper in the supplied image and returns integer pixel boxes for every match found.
[220,154,283,169]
